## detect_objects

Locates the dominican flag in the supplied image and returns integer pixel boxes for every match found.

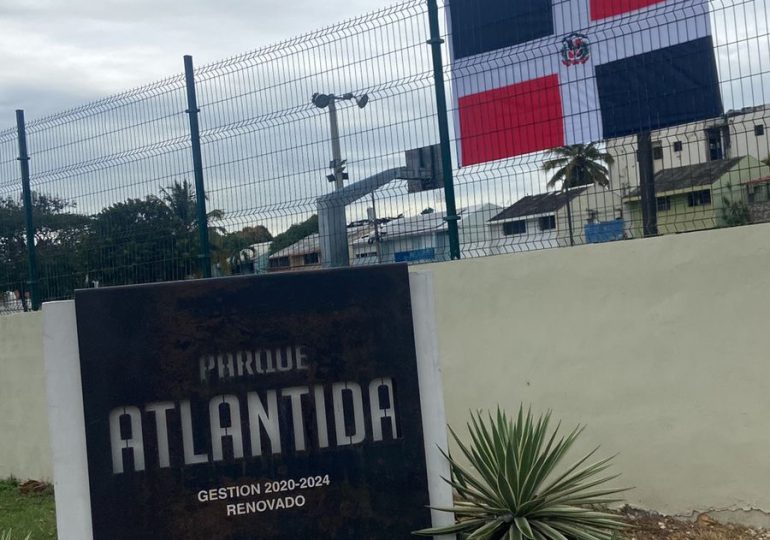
[448,0,723,166]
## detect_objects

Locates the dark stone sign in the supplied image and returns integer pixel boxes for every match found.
[74,265,430,540]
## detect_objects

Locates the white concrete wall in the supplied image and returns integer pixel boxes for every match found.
[3,224,770,523]
[0,311,52,481]
[427,222,770,522]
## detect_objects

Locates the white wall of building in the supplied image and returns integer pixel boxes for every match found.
[609,108,770,194]
[488,185,623,253]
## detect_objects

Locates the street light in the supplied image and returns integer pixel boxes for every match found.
[312,92,369,190]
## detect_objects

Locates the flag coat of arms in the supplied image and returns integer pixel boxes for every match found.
[448,0,723,166]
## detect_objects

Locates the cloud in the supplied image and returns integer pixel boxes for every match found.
[0,0,390,122]
[1,0,768,239]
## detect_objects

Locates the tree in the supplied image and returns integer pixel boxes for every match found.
[0,193,89,307]
[214,225,273,275]
[269,215,319,254]
[159,180,224,232]
[763,154,770,168]
[160,180,225,276]
[222,226,272,252]
[83,196,189,286]
[543,143,614,246]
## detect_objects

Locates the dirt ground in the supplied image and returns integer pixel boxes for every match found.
[619,506,770,539]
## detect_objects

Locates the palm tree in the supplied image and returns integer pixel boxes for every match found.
[159,180,224,232]
[160,180,225,276]
[542,143,614,246]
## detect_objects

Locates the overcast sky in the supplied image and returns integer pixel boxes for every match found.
[1,0,768,237]
[0,0,392,124]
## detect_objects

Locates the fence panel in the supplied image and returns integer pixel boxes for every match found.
[0,129,29,313]
[1,0,769,307]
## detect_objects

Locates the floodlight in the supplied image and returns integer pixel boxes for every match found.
[312,93,332,109]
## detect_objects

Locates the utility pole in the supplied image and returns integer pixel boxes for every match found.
[327,99,345,191]
[312,92,369,267]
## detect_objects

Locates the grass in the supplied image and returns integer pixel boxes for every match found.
[0,479,56,540]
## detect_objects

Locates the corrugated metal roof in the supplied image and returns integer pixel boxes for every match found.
[489,187,589,222]
[379,211,447,238]
[627,157,743,197]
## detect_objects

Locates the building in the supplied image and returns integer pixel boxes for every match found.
[623,156,770,237]
[267,225,372,272]
[608,105,770,194]
[487,184,623,253]
[351,204,503,264]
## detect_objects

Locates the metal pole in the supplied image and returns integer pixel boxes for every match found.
[16,110,40,311]
[328,98,345,191]
[427,0,461,260]
[638,131,658,237]
[183,55,212,278]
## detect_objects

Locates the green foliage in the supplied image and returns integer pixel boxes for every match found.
[212,226,273,274]
[0,194,89,304]
[1,531,31,540]
[721,199,751,227]
[270,215,319,254]
[0,180,276,295]
[159,180,225,232]
[218,226,273,257]
[543,144,614,191]
[721,183,751,227]
[83,196,193,286]
[414,407,628,540]
[0,480,55,539]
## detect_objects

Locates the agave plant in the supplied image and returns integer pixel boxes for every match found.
[414,407,628,540]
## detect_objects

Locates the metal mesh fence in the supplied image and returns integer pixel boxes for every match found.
[1,0,769,311]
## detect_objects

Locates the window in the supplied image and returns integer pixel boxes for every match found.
[656,196,671,211]
[503,220,527,236]
[673,141,683,152]
[755,124,765,137]
[706,128,723,161]
[752,184,770,203]
[356,252,378,259]
[687,190,712,207]
[652,143,664,160]
[269,256,290,269]
[539,215,557,231]
[303,252,320,265]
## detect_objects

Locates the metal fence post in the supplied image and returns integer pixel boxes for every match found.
[427,0,461,260]
[183,55,212,278]
[638,131,659,237]
[16,109,40,310]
